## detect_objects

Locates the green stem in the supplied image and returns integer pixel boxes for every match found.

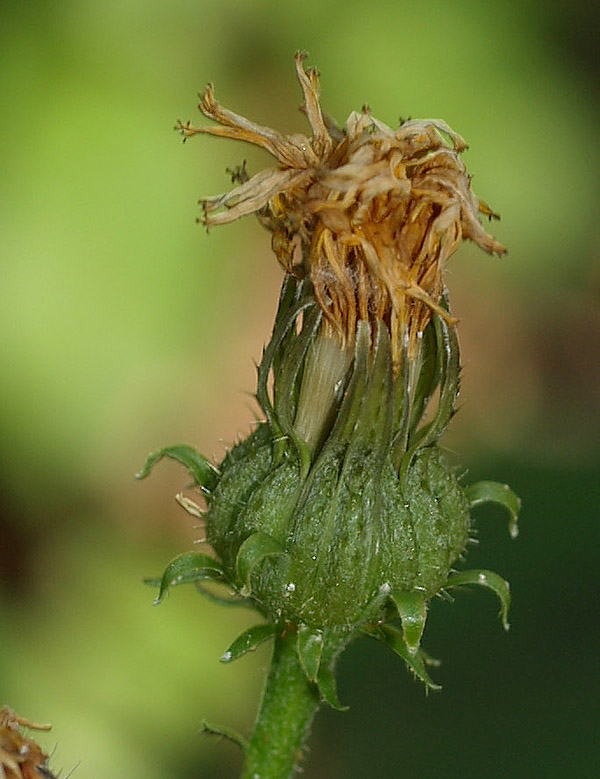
[241,630,320,779]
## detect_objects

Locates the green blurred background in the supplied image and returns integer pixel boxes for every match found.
[1,1,598,777]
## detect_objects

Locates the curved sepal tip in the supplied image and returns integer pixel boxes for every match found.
[154,551,224,605]
[446,568,511,631]
[136,444,219,494]
[466,480,521,539]
[221,623,280,663]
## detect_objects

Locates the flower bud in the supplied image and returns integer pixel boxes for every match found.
[206,276,470,634]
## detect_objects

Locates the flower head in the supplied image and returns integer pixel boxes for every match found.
[141,53,519,701]
[178,51,505,369]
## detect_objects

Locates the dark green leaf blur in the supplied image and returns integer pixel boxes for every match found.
[1,1,598,777]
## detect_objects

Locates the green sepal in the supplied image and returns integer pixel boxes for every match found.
[367,624,441,690]
[313,321,371,446]
[392,320,440,459]
[201,719,249,752]
[466,480,521,539]
[154,552,224,604]
[236,532,286,595]
[269,274,301,383]
[273,302,321,478]
[399,310,460,480]
[296,625,324,682]
[315,663,348,711]
[221,623,280,663]
[136,444,219,494]
[349,322,395,460]
[256,275,316,467]
[390,590,427,654]
[406,322,439,435]
[446,568,511,630]
[256,275,300,432]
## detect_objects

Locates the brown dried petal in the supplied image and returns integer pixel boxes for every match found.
[182,55,506,368]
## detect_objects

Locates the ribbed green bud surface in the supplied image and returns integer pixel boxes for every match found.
[140,272,518,694]
[207,433,470,628]
[205,275,471,630]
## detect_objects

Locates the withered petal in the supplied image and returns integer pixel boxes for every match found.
[201,168,311,226]
[183,55,506,368]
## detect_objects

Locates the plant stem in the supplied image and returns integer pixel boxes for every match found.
[241,629,320,779]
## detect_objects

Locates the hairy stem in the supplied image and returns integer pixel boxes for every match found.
[241,630,320,779]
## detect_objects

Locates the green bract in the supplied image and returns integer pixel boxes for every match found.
[139,274,519,693]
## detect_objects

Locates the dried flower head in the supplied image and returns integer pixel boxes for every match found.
[0,707,55,779]
[177,51,505,369]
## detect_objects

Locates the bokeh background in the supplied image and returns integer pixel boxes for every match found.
[1,1,599,777]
